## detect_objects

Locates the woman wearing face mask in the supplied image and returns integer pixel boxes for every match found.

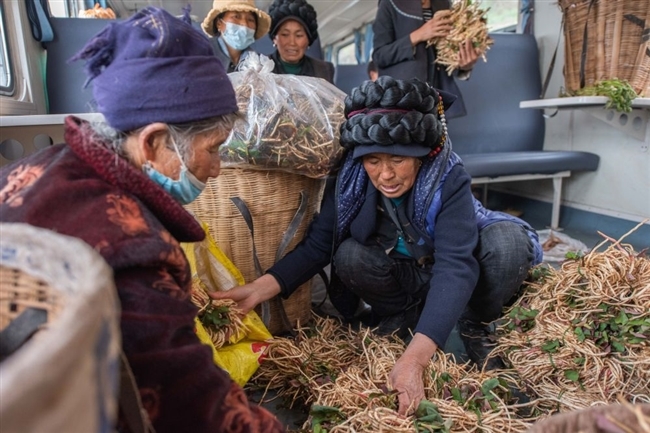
[0,8,284,433]
[267,0,335,83]
[202,0,271,73]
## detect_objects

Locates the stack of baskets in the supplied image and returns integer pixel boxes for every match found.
[560,0,650,96]
[186,169,325,335]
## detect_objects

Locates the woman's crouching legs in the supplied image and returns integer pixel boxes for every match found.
[333,237,429,338]
[459,221,535,368]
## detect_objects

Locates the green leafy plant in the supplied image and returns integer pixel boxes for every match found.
[414,400,453,433]
[198,304,232,329]
[309,405,346,433]
[574,79,638,113]
[530,265,551,283]
[505,306,539,333]
[565,251,584,260]
[571,305,650,354]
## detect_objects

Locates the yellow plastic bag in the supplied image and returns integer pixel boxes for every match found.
[183,223,272,386]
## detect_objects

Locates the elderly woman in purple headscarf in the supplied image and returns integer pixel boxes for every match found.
[0,7,283,433]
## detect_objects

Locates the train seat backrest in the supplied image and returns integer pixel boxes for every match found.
[333,63,370,95]
[447,32,545,154]
[42,17,115,114]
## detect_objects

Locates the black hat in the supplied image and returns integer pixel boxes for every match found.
[268,0,319,46]
[340,77,453,160]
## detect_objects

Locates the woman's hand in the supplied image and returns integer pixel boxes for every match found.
[209,274,281,315]
[389,333,438,415]
[410,10,453,46]
[458,38,480,71]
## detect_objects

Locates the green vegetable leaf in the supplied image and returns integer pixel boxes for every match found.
[542,339,560,353]
[564,370,580,382]
[310,404,345,432]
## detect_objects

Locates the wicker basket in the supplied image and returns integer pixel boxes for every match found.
[186,168,325,335]
[561,0,650,96]
[0,267,65,333]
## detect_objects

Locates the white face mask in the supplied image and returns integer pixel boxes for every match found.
[221,21,255,51]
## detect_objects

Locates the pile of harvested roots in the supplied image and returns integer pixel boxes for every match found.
[250,316,548,432]
[220,71,346,179]
[427,0,493,75]
[495,223,650,412]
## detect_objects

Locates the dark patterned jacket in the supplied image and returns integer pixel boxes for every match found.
[0,117,284,433]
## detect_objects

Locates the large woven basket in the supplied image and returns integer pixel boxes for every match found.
[186,168,325,335]
[561,0,650,96]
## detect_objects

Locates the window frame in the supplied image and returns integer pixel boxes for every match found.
[335,39,357,66]
[0,2,15,96]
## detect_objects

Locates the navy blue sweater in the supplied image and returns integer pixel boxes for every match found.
[268,164,479,348]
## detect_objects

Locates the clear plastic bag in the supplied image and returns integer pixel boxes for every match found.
[538,229,590,263]
[220,53,346,179]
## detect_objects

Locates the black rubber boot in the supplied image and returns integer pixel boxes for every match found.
[457,319,505,370]
[374,303,421,342]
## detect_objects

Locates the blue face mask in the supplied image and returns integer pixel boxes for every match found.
[143,143,206,206]
[144,163,205,205]
[221,21,255,51]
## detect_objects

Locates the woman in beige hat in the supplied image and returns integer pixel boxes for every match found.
[202,0,271,72]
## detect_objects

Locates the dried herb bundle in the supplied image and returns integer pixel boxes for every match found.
[427,0,494,75]
[221,63,346,179]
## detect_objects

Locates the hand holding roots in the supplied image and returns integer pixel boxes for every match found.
[192,286,248,349]
[427,0,494,75]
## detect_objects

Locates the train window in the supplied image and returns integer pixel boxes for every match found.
[48,0,70,17]
[483,0,519,31]
[0,3,14,95]
[337,42,357,65]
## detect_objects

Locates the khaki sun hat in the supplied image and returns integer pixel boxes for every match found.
[202,0,271,40]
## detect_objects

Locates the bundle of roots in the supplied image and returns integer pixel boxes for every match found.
[427,0,494,75]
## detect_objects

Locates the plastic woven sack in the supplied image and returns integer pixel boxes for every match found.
[220,53,346,179]
[0,223,121,433]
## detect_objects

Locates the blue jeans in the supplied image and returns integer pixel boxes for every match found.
[332,221,535,324]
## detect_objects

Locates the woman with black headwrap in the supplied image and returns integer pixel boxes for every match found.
[267,0,335,83]
[213,76,542,415]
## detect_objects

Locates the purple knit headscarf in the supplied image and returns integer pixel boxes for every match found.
[72,6,237,132]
